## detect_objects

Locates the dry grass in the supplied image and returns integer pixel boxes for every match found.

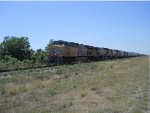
[0,56,149,113]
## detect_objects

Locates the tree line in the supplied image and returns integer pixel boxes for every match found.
[0,36,53,71]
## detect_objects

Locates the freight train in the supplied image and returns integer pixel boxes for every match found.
[48,40,144,65]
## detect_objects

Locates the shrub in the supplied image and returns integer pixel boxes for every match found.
[2,83,19,96]
[49,89,58,96]
[91,87,98,91]
[81,93,87,97]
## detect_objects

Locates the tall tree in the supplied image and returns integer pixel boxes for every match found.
[35,49,47,64]
[0,36,31,61]
[45,39,53,52]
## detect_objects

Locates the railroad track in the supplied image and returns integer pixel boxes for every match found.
[0,65,51,73]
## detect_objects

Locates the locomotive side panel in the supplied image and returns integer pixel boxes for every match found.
[99,48,108,56]
[111,50,119,59]
[77,45,88,62]
[49,45,78,57]
[97,48,109,60]
[124,52,128,57]
[87,47,94,56]
[66,46,78,57]
[107,49,113,57]
[111,50,118,56]
[78,45,88,56]
[120,51,125,57]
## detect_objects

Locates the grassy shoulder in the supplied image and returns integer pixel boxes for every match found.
[0,57,149,113]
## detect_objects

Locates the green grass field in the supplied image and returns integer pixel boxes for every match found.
[0,57,149,113]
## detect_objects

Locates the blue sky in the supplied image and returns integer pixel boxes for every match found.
[0,1,150,54]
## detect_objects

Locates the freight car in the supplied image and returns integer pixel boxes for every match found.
[48,40,142,65]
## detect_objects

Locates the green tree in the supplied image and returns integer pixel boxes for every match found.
[30,49,37,66]
[45,39,53,64]
[0,36,31,61]
[35,49,47,65]
[45,39,53,52]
